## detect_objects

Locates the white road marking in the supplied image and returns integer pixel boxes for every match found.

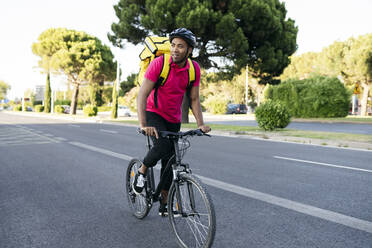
[100,129,118,134]
[274,156,372,173]
[68,140,372,234]
[19,128,60,143]
[69,141,132,161]
[0,141,53,147]
[0,127,60,146]
[68,124,80,128]
[198,175,372,234]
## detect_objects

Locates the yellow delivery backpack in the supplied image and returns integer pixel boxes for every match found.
[138,36,196,108]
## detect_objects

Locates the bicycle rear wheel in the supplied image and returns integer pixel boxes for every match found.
[168,174,216,248]
[126,159,151,219]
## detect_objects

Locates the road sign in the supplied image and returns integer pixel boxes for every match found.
[354,82,361,94]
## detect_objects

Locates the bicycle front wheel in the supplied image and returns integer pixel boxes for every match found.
[168,174,216,248]
[126,158,150,219]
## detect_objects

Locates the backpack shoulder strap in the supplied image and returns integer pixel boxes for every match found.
[158,54,171,86]
[187,58,196,86]
[186,59,197,109]
[154,54,171,108]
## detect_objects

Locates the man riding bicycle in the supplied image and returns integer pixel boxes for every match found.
[135,28,211,216]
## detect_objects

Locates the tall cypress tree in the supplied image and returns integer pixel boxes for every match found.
[111,79,118,119]
[44,72,51,113]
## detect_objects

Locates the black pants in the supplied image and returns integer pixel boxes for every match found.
[143,111,181,191]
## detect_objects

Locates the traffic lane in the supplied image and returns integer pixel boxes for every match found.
[210,120,372,134]
[1,124,371,247]
[0,141,178,248]
[3,120,371,222]
[0,141,365,248]
[182,135,372,222]
[15,121,372,222]
[206,185,372,248]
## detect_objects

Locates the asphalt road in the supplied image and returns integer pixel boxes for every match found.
[1,112,372,248]
[209,120,372,135]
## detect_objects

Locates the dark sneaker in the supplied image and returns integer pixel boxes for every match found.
[159,203,181,217]
[133,172,146,195]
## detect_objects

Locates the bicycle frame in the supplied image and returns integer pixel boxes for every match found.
[144,134,192,215]
[130,129,216,248]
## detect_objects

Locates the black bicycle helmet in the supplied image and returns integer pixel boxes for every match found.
[169,28,196,48]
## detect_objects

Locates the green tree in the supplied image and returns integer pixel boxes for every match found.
[109,0,297,121]
[111,79,119,119]
[32,28,65,113]
[0,80,11,100]
[44,73,52,112]
[281,52,321,80]
[343,34,372,116]
[120,73,137,96]
[50,29,116,114]
[109,0,297,80]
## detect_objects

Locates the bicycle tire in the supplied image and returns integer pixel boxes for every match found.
[168,173,216,248]
[125,158,151,219]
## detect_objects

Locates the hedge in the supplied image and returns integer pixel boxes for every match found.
[54,105,64,114]
[35,105,44,112]
[266,75,351,118]
[83,104,98,117]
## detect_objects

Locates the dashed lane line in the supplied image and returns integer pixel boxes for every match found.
[100,129,118,134]
[274,156,372,174]
[69,141,132,161]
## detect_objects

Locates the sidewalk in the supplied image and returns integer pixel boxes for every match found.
[3,110,372,151]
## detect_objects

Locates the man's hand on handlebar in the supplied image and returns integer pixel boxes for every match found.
[140,126,159,139]
[198,125,211,134]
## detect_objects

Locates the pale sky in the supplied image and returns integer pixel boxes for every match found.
[0,0,371,100]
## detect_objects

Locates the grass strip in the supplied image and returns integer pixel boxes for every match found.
[292,117,372,124]
[111,119,372,144]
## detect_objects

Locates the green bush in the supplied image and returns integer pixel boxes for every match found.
[54,105,64,114]
[202,95,229,114]
[35,105,44,112]
[266,75,351,118]
[14,105,22,111]
[255,100,291,131]
[83,104,98,117]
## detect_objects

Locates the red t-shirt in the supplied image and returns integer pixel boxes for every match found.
[144,56,200,123]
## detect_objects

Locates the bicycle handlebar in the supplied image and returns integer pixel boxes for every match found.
[137,128,211,138]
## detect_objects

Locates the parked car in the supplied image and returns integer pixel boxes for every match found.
[118,105,131,117]
[226,103,247,114]
[61,105,70,114]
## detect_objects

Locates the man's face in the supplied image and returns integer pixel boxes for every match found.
[171,37,191,65]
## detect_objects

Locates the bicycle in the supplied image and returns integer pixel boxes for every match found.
[126,128,216,248]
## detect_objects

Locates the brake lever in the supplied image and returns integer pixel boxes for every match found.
[137,128,146,135]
